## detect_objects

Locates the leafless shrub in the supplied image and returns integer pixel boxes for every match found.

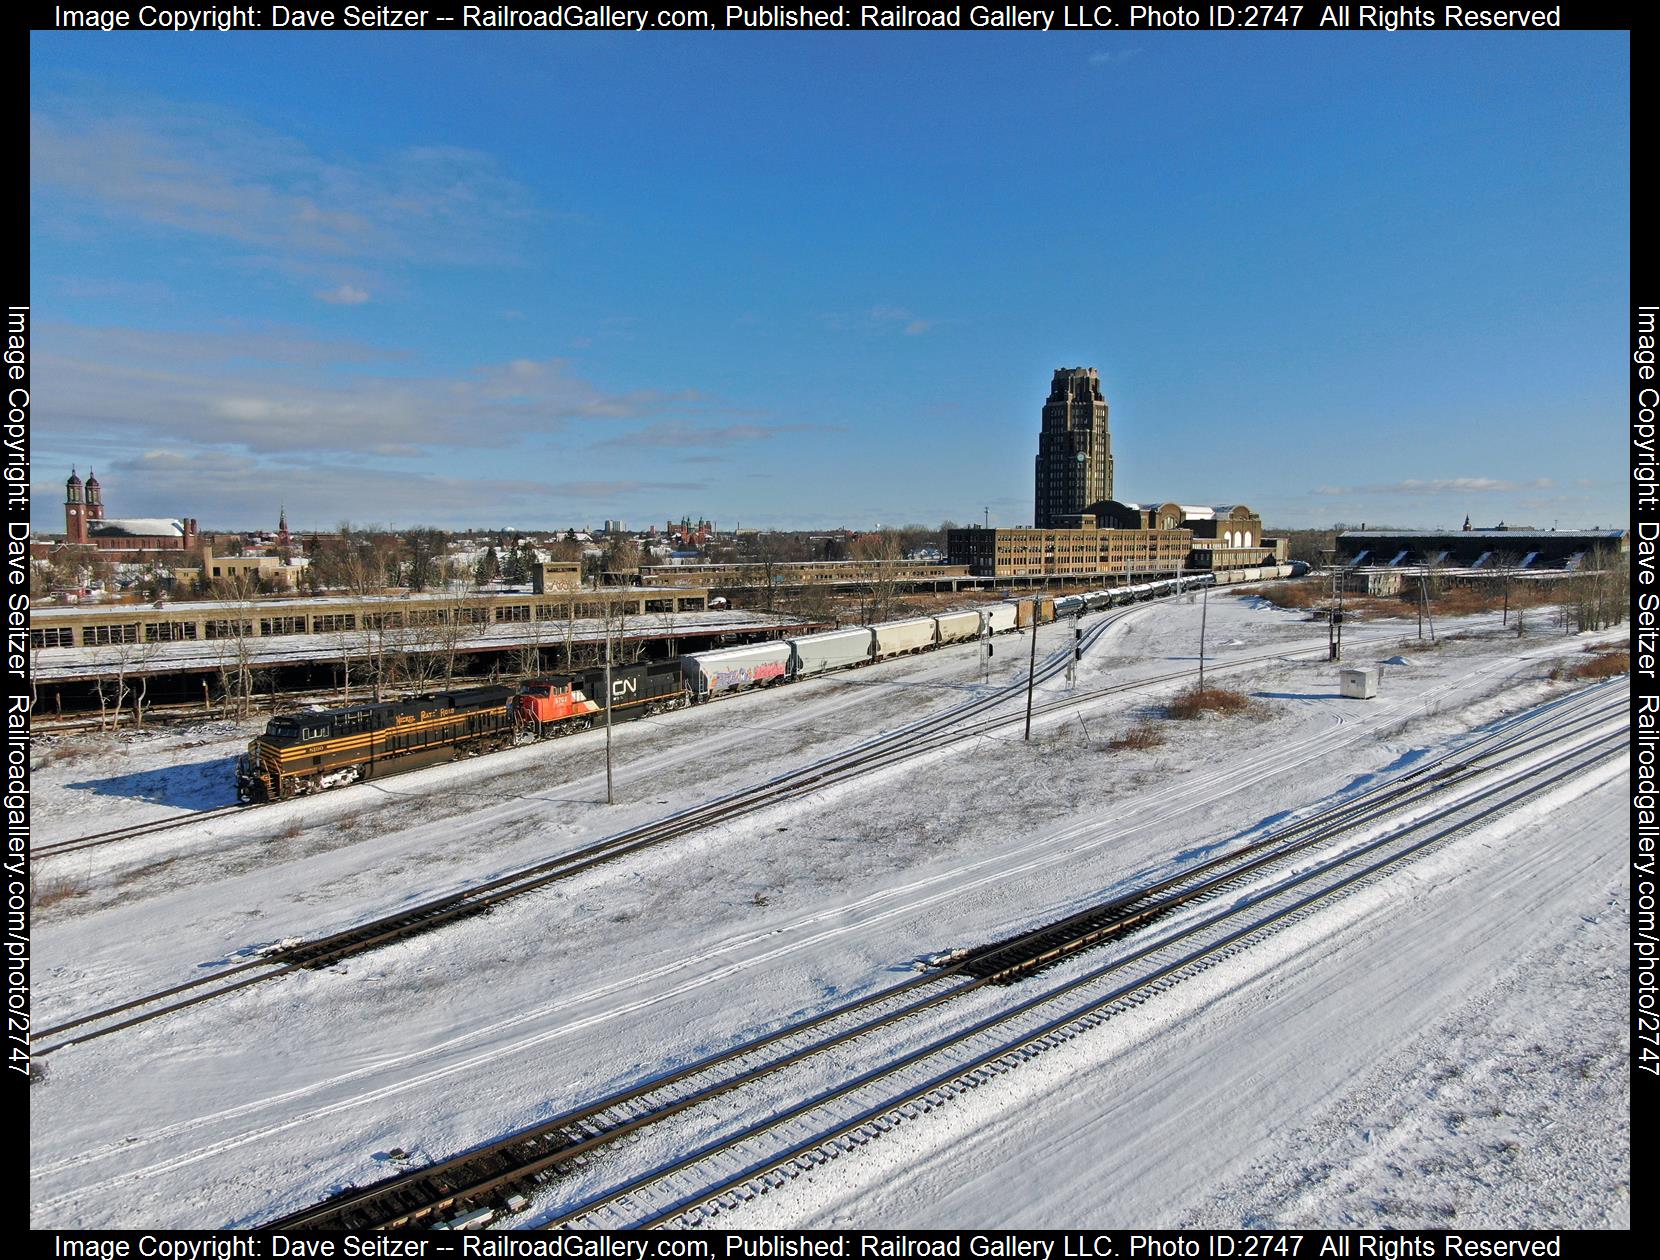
[1250,582,1323,610]
[31,875,89,911]
[1559,650,1629,681]
[1166,686,1252,720]
[33,741,102,769]
[1108,722,1166,751]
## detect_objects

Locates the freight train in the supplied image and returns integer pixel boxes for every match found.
[235,570,1288,802]
[235,661,686,802]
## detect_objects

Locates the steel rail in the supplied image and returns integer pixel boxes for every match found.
[262,688,1623,1229]
[560,728,1626,1229]
[34,623,1594,1052]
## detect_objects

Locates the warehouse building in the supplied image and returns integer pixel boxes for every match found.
[982,368,1285,580]
[1335,528,1627,571]
[948,502,1282,580]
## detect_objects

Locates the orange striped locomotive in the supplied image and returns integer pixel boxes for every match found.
[235,662,688,802]
[235,685,517,802]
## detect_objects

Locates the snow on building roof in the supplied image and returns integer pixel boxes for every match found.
[31,584,700,620]
[89,518,186,538]
[1338,528,1626,539]
[1119,502,1228,520]
[32,609,805,682]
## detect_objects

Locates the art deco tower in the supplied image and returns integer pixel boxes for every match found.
[1033,367,1113,527]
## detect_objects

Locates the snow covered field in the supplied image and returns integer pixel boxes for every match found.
[27,594,1630,1228]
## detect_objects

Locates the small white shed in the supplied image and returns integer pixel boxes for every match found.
[1340,667,1380,699]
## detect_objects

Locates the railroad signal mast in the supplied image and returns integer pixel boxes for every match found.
[604,632,615,805]
[1325,550,1343,661]
[1024,598,1039,741]
[1197,580,1209,690]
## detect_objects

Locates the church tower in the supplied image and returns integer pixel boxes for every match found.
[85,469,105,522]
[1033,367,1113,528]
[65,468,87,544]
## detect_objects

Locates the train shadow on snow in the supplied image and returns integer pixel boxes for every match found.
[66,754,241,810]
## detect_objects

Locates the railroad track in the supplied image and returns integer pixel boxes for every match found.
[557,711,1629,1230]
[259,680,1625,1230]
[29,597,1123,863]
[30,805,250,861]
[32,608,1494,1054]
[34,602,1406,1053]
[27,605,1126,1038]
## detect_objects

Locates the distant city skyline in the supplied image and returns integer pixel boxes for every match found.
[29,32,1630,533]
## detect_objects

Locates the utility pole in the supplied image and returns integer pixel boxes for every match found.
[1197,580,1209,690]
[603,629,615,805]
[1066,612,1080,689]
[1024,598,1039,741]
[1328,555,1338,661]
[1335,564,1344,660]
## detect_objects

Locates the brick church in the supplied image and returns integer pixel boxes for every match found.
[61,467,199,559]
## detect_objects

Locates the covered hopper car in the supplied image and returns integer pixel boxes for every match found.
[234,576,1246,802]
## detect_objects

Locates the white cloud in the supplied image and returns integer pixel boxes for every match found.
[34,321,700,457]
[1088,48,1142,68]
[821,306,939,337]
[597,421,817,449]
[30,95,541,269]
[31,449,708,530]
[315,284,370,305]
[1312,476,1550,496]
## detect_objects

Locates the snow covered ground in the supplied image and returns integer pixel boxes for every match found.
[27,594,1630,1228]
[729,760,1629,1230]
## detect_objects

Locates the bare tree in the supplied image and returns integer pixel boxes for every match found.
[601,593,641,666]
[851,531,905,625]
[1490,550,1525,626]
[335,534,404,702]
[740,533,786,613]
[211,572,261,720]
[1418,546,1447,603]
[1565,544,1628,633]
[96,635,156,731]
[510,612,549,680]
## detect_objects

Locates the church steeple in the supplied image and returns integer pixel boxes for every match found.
[65,468,87,543]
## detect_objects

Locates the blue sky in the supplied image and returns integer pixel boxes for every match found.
[30,32,1629,533]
